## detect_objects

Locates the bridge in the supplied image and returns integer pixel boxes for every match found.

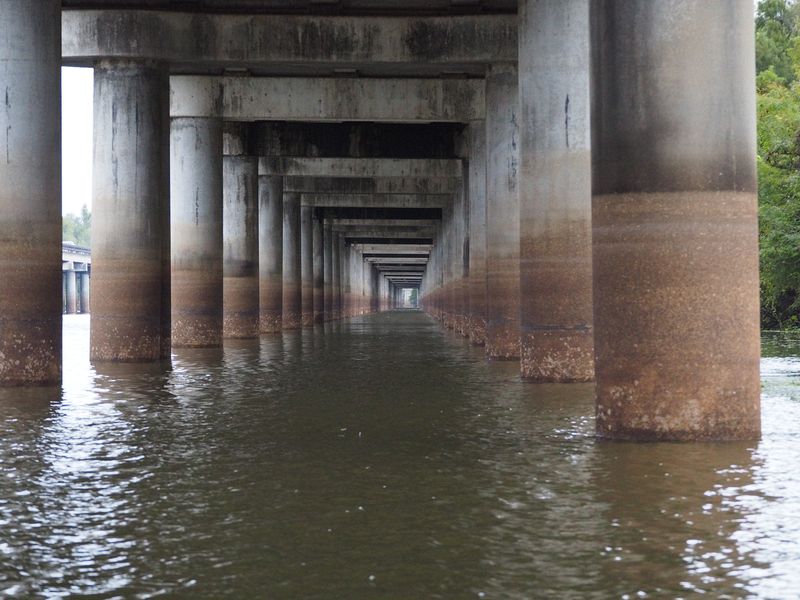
[62,242,91,314]
[0,1,759,441]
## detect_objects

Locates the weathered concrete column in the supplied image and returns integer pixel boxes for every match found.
[92,60,171,362]
[282,192,302,330]
[0,1,61,385]
[468,121,488,346]
[591,0,759,440]
[519,0,594,382]
[79,273,91,314]
[332,232,342,320]
[223,124,259,339]
[323,219,333,321]
[455,162,469,337]
[485,63,521,360]
[258,176,283,333]
[171,109,224,348]
[313,213,324,323]
[342,243,352,318]
[301,205,314,326]
[65,270,78,315]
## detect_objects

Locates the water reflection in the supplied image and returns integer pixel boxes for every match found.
[1,315,800,597]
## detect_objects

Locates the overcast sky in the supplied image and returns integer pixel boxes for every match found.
[61,67,93,216]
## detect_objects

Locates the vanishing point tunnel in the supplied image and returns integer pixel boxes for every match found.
[1,0,759,442]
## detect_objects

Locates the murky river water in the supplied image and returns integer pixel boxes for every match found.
[2,313,800,598]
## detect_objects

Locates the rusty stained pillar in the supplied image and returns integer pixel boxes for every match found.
[222,123,259,338]
[301,205,314,327]
[281,192,301,330]
[591,0,760,440]
[485,63,521,360]
[312,211,324,323]
[92,60,171,362]
[259,175,283,333]
[171,99,224,348]
[467,121,488,346]
[519,0,594,382]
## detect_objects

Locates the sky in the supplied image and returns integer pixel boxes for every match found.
[61,67,93,216]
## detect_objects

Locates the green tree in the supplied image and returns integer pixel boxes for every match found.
[757,0,800,82]
[62,205,91,247]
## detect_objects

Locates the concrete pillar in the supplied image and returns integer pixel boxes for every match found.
[468,121,488,346]
[171,112,223,348]
[301,205,314,326]
[92,60,171,361]
[79,272,91,314]
[65,270,78,314]
[591,0,759,440]
[313,213,324,323]
[259,176,283,333]
[332,232,342,320]
[342,243,352,318]
[519,0,594,382]
[282,192,302,330]
[323,219,333,321]
[222,124,259,339]
[485,63,521,360]
[455,162,469,336]
[0,1,61,385]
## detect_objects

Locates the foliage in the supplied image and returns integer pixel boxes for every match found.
[62,205,91,248]
[757,0,800,329]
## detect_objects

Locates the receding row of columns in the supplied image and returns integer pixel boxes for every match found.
[420,0,760,441]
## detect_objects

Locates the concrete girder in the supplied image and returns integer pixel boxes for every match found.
[62,12,517,76]
[364,257,429,264]
[330,218,439,227]
[337,228,436,238]
[260,158,462,179]
[284,177,460,195]
[172,76,483,122]
[301,194,452,209]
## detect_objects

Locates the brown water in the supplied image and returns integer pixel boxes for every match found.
[1,312,800,599]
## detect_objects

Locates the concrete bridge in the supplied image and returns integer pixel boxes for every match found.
[62,242,91,314]
[0,1,759,442]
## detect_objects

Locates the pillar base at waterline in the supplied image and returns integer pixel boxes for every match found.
[468,317,487,346]
[520,329,594,382]
[593,191,760,441]
[223,278,259,338]
[486,321,519,360]
[172,274,223,347]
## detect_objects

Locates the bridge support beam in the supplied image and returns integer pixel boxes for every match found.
[79,273,91,314]
[301,205,314,327]
[259,176,283,333]
[223,125,259,339]
[65,270,78,315]
[171,112,224,347]
[92,60,170,362]
[333,232,343,320]
[591,0,760,440]
[519,0,594,382]
[282,192,302,330]
[313,215,324,324]
[0,1,61,386]
[485,64,521,360]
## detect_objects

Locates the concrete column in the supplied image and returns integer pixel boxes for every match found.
[79,272,91,313]
[468,121,488,346]
[342,243,352,318]
[65,270,78,314]
[171,111,224,348]
[455,162,469,336]
[332,232,342,320]
[485,63,521,360]
[259,176,283,333]
[0,1,61,385]
[591,0,759,440]
[323,219,333,321]
[282,192,302,330]
[301,205,314,326]
[92,60,170,362]
[312,213,324,323]
[519,0,594,382]
[223,124,259,339]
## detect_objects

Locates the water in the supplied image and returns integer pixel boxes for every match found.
[1,314,800,599]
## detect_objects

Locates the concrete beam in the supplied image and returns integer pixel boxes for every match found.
[338,228,436,238]
[172,76,483,122]
[260,158,462,179]
[330,218,438,227]
[62,12,517,75]
[285,176,460,194]
[301,193,451,209]
[355,244,432,254]
[364,257,429,264]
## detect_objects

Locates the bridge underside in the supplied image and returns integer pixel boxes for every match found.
[0,0,760,442]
